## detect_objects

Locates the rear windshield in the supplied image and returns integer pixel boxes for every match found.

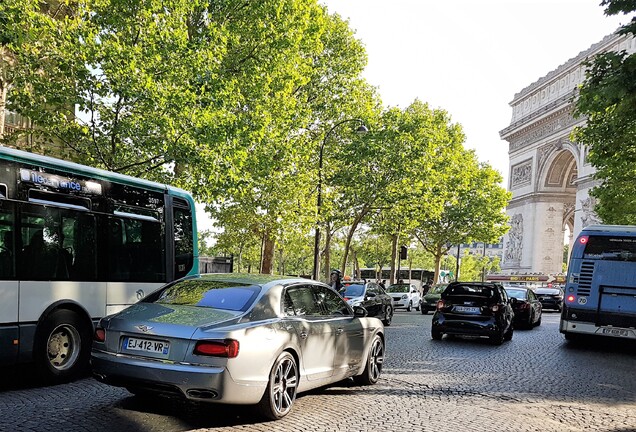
[505,288,527,300]
[535,288,561,295]
[340,284,365,297]
[443,284,497,299]
[429,285,447,294]
[583,236,636,261]
[387,284,410,293]
[143,279,261,312]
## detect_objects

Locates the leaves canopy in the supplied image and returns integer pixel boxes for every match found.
[573,1,636,223]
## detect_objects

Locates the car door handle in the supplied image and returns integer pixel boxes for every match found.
[299,330,308,339]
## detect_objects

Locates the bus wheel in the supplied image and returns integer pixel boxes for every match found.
[35,309,91,383]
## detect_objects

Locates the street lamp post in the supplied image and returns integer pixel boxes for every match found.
[312,119,368,281]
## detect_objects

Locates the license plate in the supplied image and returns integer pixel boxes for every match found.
[454,306,480,313]
[124,337,170,355]
[601,328,629,337]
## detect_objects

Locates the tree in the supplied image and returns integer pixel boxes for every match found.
[573,1,636,223]
[414,148,511,285]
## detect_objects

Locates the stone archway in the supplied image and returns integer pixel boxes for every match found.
[497,31,635,275]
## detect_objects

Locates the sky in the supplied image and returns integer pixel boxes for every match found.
[198,0,628,233]
[319,0,627,185]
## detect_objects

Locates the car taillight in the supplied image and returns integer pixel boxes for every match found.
[194,339,240,358]
[567,295,576,303]
[344,297,351,301]
[519,303,530,309]
[436,300,445,310]
[94,327,105,342]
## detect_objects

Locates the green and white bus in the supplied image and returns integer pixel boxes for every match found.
[0,146,198,381]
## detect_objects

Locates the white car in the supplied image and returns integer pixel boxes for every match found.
[386,283,421,312]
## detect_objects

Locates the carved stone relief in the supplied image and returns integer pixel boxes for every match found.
[511,160,532,189]
[510,111,578,152]
[580,196,601,228]
[504,214,523,264]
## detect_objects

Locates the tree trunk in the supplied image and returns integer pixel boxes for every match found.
[260,231,275,274]
[340,208,369,276]
[389,233,398,286]
[323,222,333,282]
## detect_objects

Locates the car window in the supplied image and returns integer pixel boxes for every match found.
[443,284,495,298]
[284,286,322,316]
[505,288,527,300]
[341,283,365,297]
[367,284,379,295]
[528,290,537,301]
[146,279,261,312]
[387,284,409,293]
[430,285,446,294]
[315,286,352,316]
[498,287,508,303]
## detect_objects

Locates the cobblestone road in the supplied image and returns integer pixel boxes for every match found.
[1,312,635,432]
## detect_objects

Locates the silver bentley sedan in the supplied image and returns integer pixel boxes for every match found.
[91,273,385,420]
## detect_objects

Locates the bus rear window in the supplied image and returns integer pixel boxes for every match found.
[583,236,636,261]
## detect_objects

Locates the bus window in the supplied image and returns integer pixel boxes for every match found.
[120,218,165,282]
[0,207,15,278]
[19,207,70,280]
[173,205,193,279]
[62,213,97,281]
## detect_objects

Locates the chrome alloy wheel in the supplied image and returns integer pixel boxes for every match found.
[368,337,384,382]
[47,323,81,371]
[271,354,298,417]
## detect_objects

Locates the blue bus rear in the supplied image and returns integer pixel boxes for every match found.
[560,225,636,340]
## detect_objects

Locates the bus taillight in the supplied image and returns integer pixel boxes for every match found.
[566,295,576,303]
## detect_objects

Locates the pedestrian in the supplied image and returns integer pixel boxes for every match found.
[422,279,432,296]
[330,269,343,292]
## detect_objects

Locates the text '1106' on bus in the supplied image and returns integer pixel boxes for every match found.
[0,146,199,382]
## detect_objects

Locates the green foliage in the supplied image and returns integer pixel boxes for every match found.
[573,1,636,223]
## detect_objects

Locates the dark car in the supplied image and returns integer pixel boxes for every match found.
[339,280,394,326]
[504,286,542,329]
[431,282,514,345]
[420,284,447,315]
[535,287,564,311]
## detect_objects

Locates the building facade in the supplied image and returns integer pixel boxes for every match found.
[499,31,635,275]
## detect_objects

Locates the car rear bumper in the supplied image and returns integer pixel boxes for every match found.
[539,300,562,310]
[432,314,503,337]
[91,349,266,404]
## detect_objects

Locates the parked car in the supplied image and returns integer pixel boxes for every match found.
[91,274,385,420]
[431,281,514,345]
[386,283,421,312]
[535,287,564,311]
[420,284,447,315]
[339,280,394,326]
[504,286,542,329]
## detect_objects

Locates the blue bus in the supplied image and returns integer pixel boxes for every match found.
[560,224,636,341]
[0,146,199,381]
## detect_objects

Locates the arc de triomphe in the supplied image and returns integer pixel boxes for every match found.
[499,31,635,275]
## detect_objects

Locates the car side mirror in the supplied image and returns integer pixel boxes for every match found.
[366,292,376,298]
[353,306,368,317]
[509,298,517,304]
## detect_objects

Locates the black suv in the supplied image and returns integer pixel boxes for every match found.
[431,282,514,345]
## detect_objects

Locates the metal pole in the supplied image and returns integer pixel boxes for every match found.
[481,242,486,282]
[455,243,460,282]
[312,119,366,281]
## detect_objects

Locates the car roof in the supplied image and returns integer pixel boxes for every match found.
[195,273,313,287]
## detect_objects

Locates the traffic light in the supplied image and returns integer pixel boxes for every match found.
[400,245,407,260]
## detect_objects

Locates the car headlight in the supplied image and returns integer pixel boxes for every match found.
[401,294,408,300]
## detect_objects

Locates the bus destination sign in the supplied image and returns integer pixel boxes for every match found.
[20,169,102,195]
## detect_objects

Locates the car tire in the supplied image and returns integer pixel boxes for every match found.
[353,334,384,386]
[257,351,298,420]
[489,331,504,345]
[382,306,393,326]
[34,309,91,383]
[504,325,514,341]
[527,312,534,330]
[535,315,542,327]
[406,301,412,312]
[431,328,443,340]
